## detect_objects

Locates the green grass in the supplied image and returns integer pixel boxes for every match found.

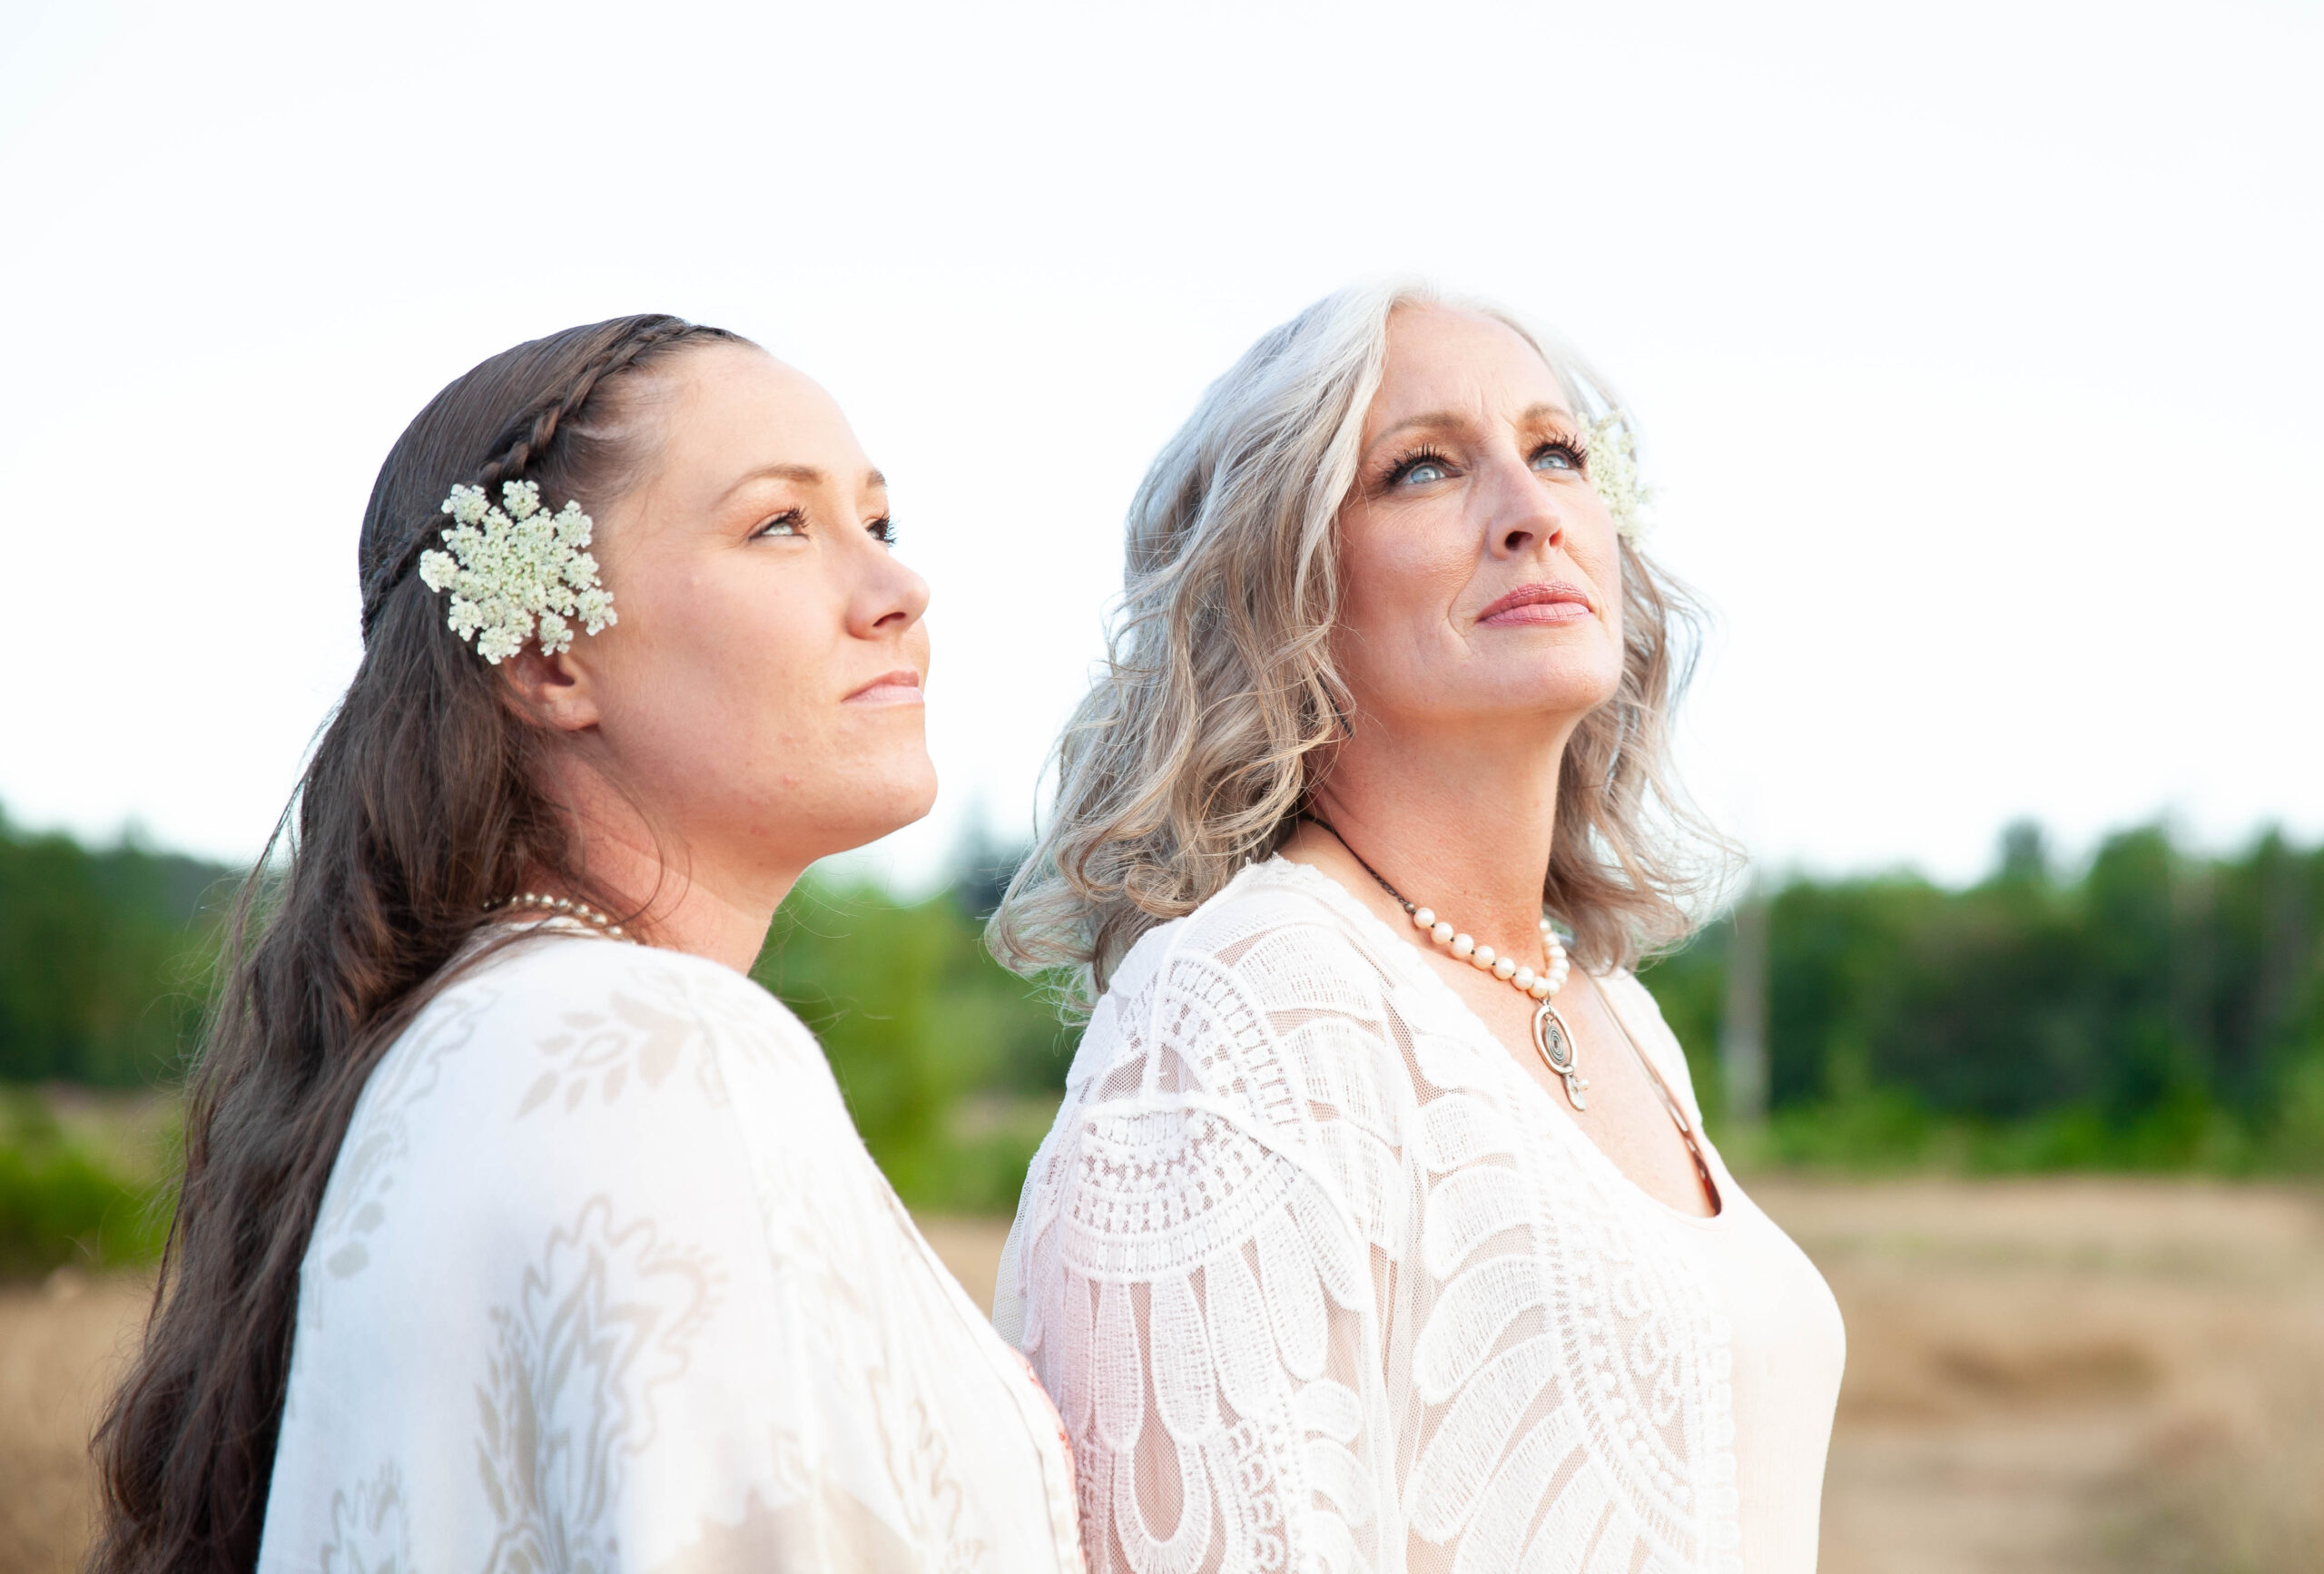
[0,1089,173,1277]
[1709,1079,2321,1180]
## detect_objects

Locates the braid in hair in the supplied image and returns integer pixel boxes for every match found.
[358,315,743,635]
[91,313,755,1574]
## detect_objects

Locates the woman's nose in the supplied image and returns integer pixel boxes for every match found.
[1482,454,1563,558]
[854,546,930,638]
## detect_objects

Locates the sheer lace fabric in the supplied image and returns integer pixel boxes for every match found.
[1000,859,1844,1574]
[261,926,1084,1574]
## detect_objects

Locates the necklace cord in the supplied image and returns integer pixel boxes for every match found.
[1300,814,1417,913]
[1304,813,1562,946]
[1587,972,1723,1209]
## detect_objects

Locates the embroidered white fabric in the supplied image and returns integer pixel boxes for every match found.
[998,859,1845,1574]
[261,925,1085,1574]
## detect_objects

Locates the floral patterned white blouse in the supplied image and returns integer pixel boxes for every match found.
[260,922,1086,1574]
[998,858,1846,1574]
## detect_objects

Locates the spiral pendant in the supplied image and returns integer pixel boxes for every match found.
[1534,999,1589,1110]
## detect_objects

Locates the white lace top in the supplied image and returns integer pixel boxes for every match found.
[998,859,1845,1574]
[261,926,1085,1574]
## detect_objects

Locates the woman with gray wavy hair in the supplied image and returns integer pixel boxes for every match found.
[991,282,1846,1574]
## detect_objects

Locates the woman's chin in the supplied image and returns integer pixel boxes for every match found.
[1508,663,1625,718]
[812,761,940,857]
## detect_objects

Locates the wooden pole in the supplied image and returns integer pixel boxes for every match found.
[1722,890,1769,1130]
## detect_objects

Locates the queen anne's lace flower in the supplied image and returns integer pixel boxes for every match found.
[1585,412,1652,542]
[419,479,616,664]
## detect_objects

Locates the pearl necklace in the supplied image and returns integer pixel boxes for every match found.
[1307,820,1590,1110]
[500,891,634,942]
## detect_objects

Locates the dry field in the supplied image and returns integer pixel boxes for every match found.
[5,1179,2320,1573]
[1771,1176,2324,1573]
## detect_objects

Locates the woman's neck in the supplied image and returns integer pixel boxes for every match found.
[544,763,800,973]
[1293,717,1572,957]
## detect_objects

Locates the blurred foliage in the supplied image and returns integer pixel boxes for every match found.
[751,869,1072,1213]
[0,1089,174,1276]
[6,802,2324,1269]
[0,809,230,1086]
[1643,821,2324,1174]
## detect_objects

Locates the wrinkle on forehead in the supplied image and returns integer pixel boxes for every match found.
[1365,306,1572,444]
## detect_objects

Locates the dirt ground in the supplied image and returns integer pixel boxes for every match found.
[6,1178,2320,1573]
[1770,1176,2324,1574]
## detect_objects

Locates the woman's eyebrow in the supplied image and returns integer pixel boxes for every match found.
[1516,401,1579,428]
[1367,402,1575,454]
[716,463,889,504]
[1366,409,1469,450]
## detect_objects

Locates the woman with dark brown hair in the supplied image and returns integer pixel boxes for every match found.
[94,317,1083,1573]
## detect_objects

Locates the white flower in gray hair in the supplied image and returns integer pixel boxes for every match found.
[419,480,617,664]
[1585,413,1652,542]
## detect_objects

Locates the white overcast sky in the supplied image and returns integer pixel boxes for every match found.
[1,0,2317,890]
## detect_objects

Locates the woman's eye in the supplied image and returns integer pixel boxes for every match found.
[1531,443,1581,473]
[755,510,805,538]
[867,516,897,546]
[1396,459,1450,486]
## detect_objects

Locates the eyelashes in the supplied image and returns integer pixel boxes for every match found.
[1384,446,1456,487]
[1531,434,1590,474]
[1379,434,1592,488]
[753,508,900,547]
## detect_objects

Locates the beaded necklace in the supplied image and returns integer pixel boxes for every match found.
[1305,818,1590,1109]
[1302,821,1721,1207]
[498,891,635,943]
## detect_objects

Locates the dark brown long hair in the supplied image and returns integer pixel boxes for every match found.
[90,314,745,1574]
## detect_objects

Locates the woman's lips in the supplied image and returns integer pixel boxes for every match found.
[1478,582,1594,626]
[843,669,925,704]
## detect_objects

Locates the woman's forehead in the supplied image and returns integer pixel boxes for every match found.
[659,350,873,486]
[1369,308,1571,435]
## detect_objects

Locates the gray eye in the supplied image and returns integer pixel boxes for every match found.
[1532,447,1578,472]
[1403,460,1449,485]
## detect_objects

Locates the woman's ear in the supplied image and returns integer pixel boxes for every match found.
[499,644,603,733]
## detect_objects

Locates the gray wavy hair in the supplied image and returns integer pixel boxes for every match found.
[989,280,1731,996]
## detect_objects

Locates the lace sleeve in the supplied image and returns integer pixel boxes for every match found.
[1006,907,1412,1574]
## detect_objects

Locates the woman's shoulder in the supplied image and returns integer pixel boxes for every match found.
[366,929,822,1136]
[315,932,841,1283]
[1116,855,1408,1007]
[1075,858,1419,1125]
[1017,861,1412,1339]
[444,925,810,1045]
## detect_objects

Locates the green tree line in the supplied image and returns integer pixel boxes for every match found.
[1644,823,2324,1171]
[0,811,227,1087]
[4,809,2322,1273]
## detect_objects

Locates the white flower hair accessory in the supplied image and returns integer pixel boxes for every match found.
[418,480,616,664]
[1584,412,1652,542]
